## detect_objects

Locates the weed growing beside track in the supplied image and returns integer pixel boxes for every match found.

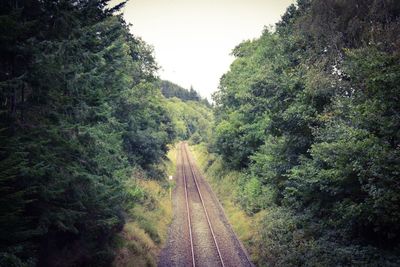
[112,146,176,267]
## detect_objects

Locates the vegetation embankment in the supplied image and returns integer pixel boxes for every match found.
[209,0,400,266]
[112,146,177,267]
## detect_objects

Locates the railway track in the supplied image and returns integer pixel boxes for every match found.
[159,142,252,267]
[181,142,225,267]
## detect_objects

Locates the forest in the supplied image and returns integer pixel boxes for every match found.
[1,0,399,266]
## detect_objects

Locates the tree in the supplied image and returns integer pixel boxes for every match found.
[212,0,400,264]
[0,0,175,265]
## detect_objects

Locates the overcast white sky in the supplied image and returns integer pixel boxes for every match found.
[112,0,295,100]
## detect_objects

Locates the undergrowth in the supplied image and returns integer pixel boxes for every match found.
[112,145,176,267]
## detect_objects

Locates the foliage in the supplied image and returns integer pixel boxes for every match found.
[165,97,213,143]
[159,80,203,102]
[113,162,174,267]
[0,0,174,266]
[212,0,400,265]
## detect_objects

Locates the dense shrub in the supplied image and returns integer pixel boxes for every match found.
[212,0,400,265]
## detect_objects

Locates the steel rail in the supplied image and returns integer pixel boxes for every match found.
[182,143,226,267]
[185,144,254,267]
[181,143,196,267]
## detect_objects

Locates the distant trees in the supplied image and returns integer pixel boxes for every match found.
[165,97,213,144]
[0,0,174,266]
[159,80,197,100]
[159,81,213,144]
[159,80,210,106]
[212,0,400,265]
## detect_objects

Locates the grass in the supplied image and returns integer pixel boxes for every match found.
[189,143,263,264]
[113,222,157,267]
[113,144,177,267]
[165,144,178,178]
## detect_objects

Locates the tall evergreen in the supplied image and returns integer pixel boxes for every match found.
[159,80,203,102]
[0,0,174,266]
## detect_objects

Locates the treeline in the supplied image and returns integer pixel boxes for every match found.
[159,80,210,106]
[212,0,400,265]
[0,0,178,266]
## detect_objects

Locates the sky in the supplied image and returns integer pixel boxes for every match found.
[112,0,295,100]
